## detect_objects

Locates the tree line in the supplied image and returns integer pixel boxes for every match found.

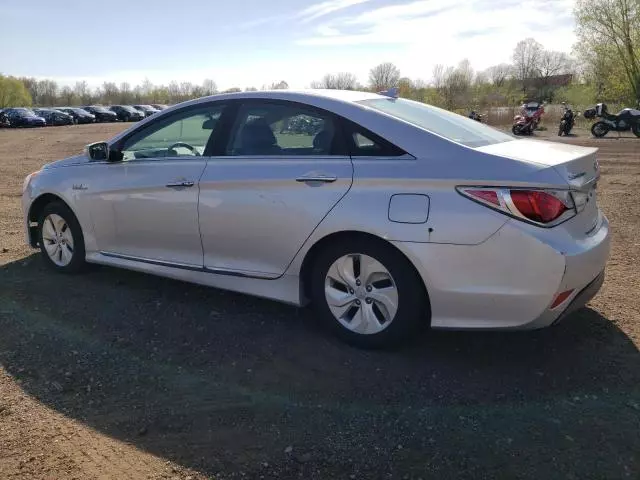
[1,0,638,111]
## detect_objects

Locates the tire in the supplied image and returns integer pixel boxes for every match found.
[591,122,609,138]
[632,122,640,138]
[310,237,428,348]
[558,123,564,136]
[512,125,521,136]
[37,202,86,273]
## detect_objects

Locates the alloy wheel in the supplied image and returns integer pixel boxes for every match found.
[41,213,74,267]
[324,253,398,335]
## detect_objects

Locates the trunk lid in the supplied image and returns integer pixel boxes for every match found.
[476,139,601,236]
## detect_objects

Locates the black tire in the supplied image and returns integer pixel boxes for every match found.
[310,237,428,349]
[511,125,521,136]
[37,201,86,273]
[591,122,609,138]
[558,123,564,136]
[632,123,640,138]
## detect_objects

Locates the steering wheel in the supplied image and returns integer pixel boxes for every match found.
[167,142,200,157]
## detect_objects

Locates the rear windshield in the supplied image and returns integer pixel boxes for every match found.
[358,98,513,148]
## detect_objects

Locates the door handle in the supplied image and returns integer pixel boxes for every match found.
[166,180,195,188]
[295,174,338,183]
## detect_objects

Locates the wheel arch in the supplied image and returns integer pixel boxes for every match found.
[27,193,77,247]
[298,230,430,314]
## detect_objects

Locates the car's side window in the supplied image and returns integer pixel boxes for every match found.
[225,102,340,157]
[346,122,406,157]
[120,104,225,161]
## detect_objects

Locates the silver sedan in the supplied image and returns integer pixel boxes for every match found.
[22,90,610,347]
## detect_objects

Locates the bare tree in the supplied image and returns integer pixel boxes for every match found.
[369,62,400,91]
[513,38,543,91]
[433,60,474,109]
[167,81,180,103]
[59,86,75,106]
[101,82,119,104]
[311,72,358,90]
[73,81,91,105]
[538,51,574,78]
[202,79,218,96]
[119,82,132,104]
[269,80,289,90]
[485,63,513,87]
[39,80,59,106]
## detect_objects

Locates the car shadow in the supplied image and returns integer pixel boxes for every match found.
[1,255,639,479]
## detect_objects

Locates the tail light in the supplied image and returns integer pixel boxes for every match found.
[457,187,578,227]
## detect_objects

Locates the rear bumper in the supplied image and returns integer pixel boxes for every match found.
[554,270,605,324]
[393,213,610,330]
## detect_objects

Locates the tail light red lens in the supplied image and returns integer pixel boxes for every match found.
[465,189,500,206]
[457,187,576,227]
[510,190,568,223]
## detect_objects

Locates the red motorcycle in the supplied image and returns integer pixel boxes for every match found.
[512,102,545,136]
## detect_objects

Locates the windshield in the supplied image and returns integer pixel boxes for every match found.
[8,108,36,117]
[358,98,513,148]
[120,105,138,113]
[90,106,110,113]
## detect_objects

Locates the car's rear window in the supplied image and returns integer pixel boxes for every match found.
[358,98,513,148]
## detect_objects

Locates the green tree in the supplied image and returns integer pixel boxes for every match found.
[575,0,640,102]
[0,75,33,107]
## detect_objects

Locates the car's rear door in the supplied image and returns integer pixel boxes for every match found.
[198,99,353,277]
[85,102,227,267]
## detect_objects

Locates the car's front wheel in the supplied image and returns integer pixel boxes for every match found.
[311,238,427,348]
[38,202,86,273]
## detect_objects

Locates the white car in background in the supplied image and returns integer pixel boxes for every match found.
[22,89,609,347]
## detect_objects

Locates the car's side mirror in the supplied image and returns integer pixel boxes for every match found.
[202,118,217,130]
[86,142,109,161]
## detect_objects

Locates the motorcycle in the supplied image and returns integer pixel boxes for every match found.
[558,103,575,136]
[583,102,640,138]
[468,111,483,122]
[512,101,544,136]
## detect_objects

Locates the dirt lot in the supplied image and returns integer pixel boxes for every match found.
[1,124,639,479]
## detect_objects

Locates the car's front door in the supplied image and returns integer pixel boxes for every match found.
[86,103,226,267]
[198,100,353,277]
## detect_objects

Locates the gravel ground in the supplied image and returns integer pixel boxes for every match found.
[0,124,639,479]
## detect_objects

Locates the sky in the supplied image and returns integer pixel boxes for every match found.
[1,0,577,90]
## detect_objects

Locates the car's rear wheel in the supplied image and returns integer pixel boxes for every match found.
[38,202,86,273]
[310,238,427,348]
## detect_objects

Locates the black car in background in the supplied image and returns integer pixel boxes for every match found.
[109,105,145,122]
[83,105,118,123]
[56,107,96,124]
[133,104,160,117]
[33,108,74,126]
[2,108,46,127]
[151,104,168,110]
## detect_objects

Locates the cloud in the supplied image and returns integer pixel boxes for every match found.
[237,0,372,29]
[295,0,577,79]
[298,0,372,23]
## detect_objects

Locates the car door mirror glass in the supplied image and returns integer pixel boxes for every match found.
[86,142,109,161]
[202,117,217,130]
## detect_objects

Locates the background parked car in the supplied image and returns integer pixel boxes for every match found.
[83,105,118,123]
[109,105,145,122]
[133,104,160,117]
[151,104,168,110]
[56,107,96,124]
[3,108,46,127]
[32,108,74,126]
